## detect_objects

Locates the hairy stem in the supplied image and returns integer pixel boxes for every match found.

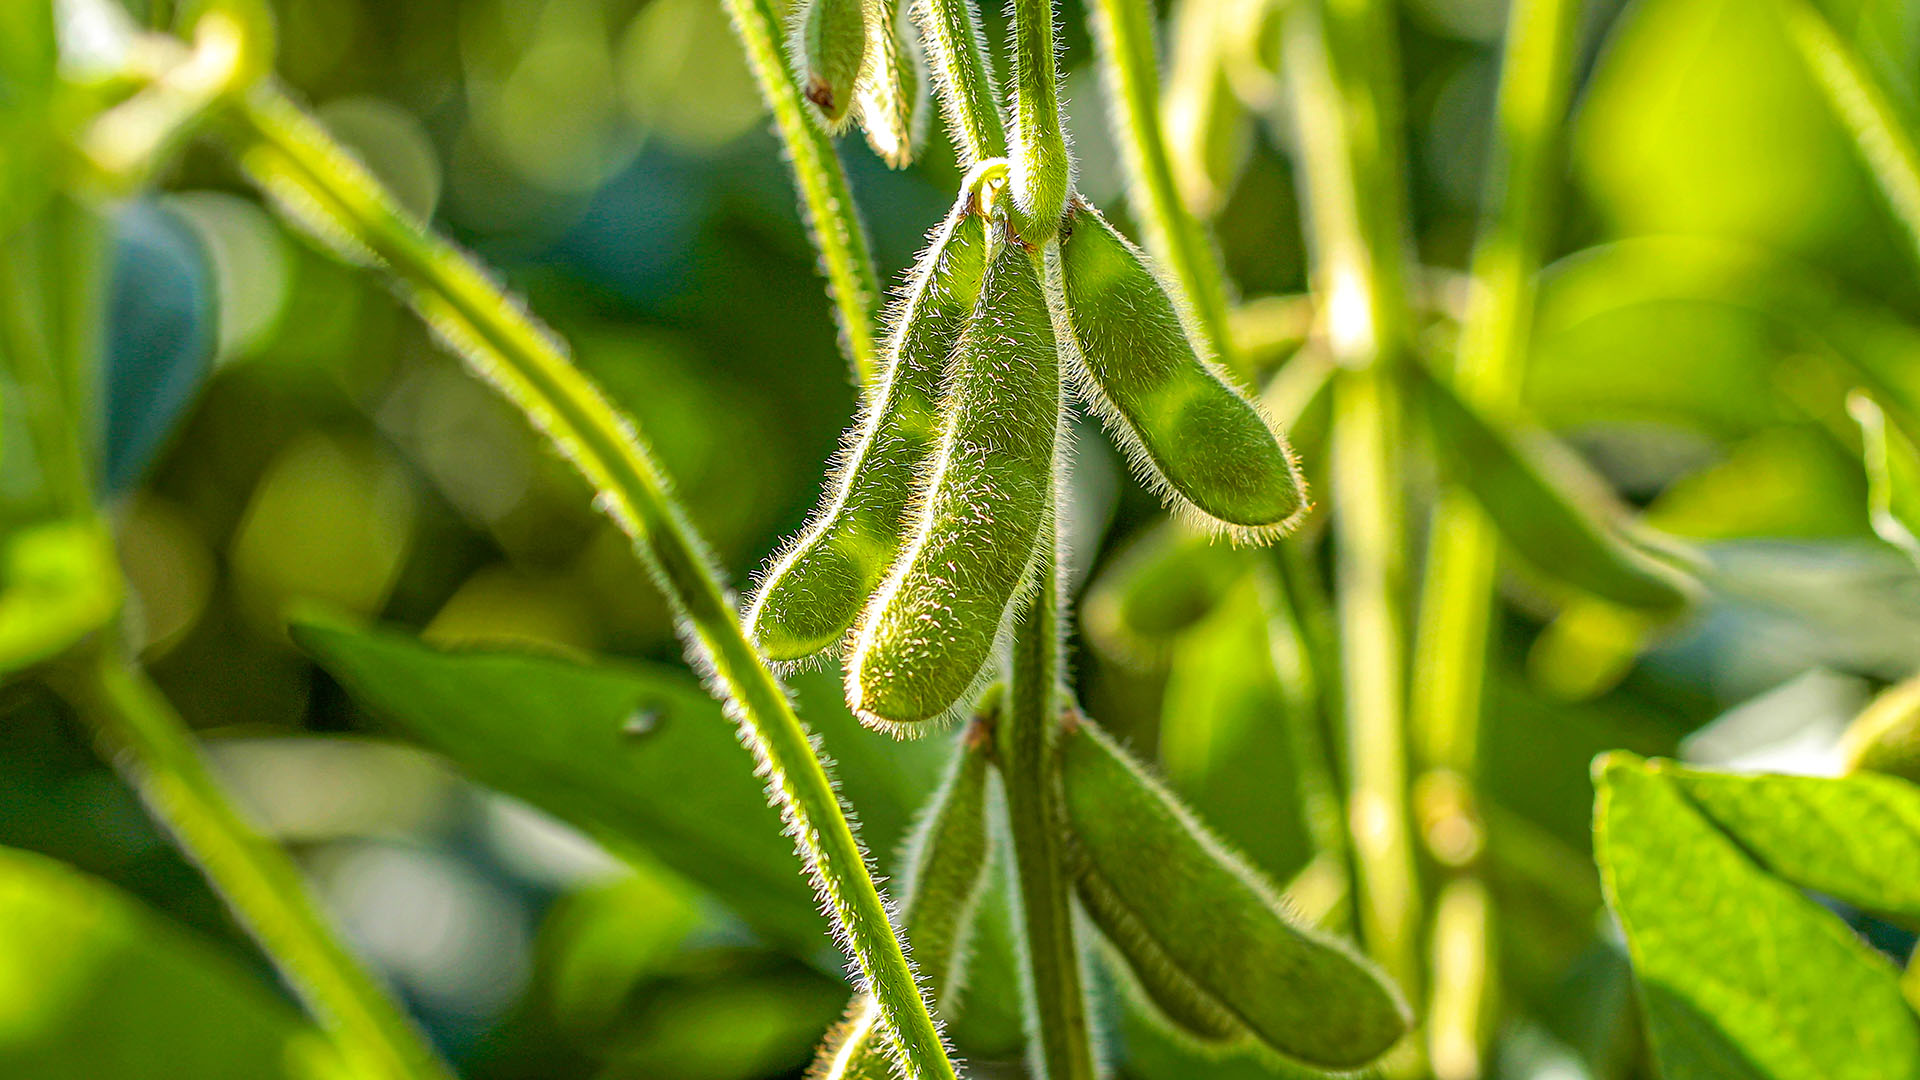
[1085,0,1237,371]
[999,524,1098,1080]
[223,85,958,1080]
[1410,1,1580,1075]
[52,647,453,1080]
[719,0,882,387]
[914,0,1008,163]
[1008,0,1071,243]
[1284,0,1423,1015]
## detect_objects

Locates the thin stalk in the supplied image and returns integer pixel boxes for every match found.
[1777,0,1920,269]
[50,647,454,1080]
[719,0,882,387]
[1008,0,1071,243]
[998,523,1097,1080]
[1409,1,1579,1074]
[223,86,958,1080]
[1283,0,1423,1012]
[0,213,92,519]
[1085,0,1238,371]
[914,0,1008,163]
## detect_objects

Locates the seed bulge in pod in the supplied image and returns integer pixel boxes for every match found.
[747,197,988,662]
[808,696,997,1079]
[848,235,1060,731]
[1058,202,1306,540]
[1060,714,1411,1069]
[796,0,870,129]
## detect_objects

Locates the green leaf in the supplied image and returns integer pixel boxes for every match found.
[291,617,930,957]
[1841,674,1920,783]
[0,518,121,677]
[0,845,347,1080]
[1411,363,1695,614]
[1661,763,1920,924]
[1593,753,1920,1080]
[1082,521,1251,666]
[1849,390,1920,567]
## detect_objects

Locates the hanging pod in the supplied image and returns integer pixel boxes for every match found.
[747,197,989,663]
[848,231,1061,731]
[796,0,871,129]
[1056,202,1307,540]
[809,693,997,1079]
[852,0,927,167]
[1059,714,1411,1069]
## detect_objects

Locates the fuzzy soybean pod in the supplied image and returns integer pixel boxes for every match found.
[1057,203,1307,540]
[1059,715,1412,1069]
[848,236,1061,730]
[796,0,871,128]
[747,201,989,663]
[810,697,997,1079]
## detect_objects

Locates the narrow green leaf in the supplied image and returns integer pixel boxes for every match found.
[1411,363,1694,614]
[0,0,57,238]
[1661,762,1920,925]
[1594,753,1920,1080]
[0,845,348,1080]
[1849,390,1920,568]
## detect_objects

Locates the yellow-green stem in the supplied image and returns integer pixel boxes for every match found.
[720,0,882,387]
[1085,0,1238,372]
[915,0,1008,163]
[225,85,957,1080]
[51,647,454,1080]
[1009,0,1071,244]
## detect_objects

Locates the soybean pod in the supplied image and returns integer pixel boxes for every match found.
[797,0,871,129]
[810,693,998,1079]
[1059,714,1411,1069]
[853,0,926,168]
[848,232,1061,730]
[747,196,988,663]
[1057,202,1307,540]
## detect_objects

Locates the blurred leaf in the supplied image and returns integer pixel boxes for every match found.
[1850,390,1920,567]
[0,517,119,677]
[103,201,216,492]
[1082,522,1251,667]
[0,0,57,238]
[1842,673,1920,782]
[1412,363,1696,614]
[1594,753,1920,1080]
[1662,763,1920,923]
[0,844,347,1080]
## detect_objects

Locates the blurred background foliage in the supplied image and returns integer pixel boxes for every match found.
[10,0,1920,1076]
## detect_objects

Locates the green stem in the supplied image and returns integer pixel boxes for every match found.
[1284,0,1423,1009]
[1409,4,1577,1072]
[1008,0,1071,244]
[914,0,1008,163]
[1085,0,1238,371]
[224,85,958,1080]
[719,0,882,388]
[51,646,453,1080]
[1777,0,1920,269]
[998,524,1098,1080]
[0,210,94,520]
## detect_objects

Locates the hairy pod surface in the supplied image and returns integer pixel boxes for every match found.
[797,0,871,128]
[1057,203,1306,540]
[847,234,1060,730]
[748,200,989,662]
[1059,716,1412,1068]
[853,0,925,167]
[809,699,997,1079]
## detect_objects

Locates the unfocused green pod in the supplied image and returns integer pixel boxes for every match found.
[1842,674,1920,783]
[1082,521,1249,665]
[1410,363,1694,615]
[747,198,988,662]
[810,694,997,1078]
[796,0,871,128]
[1059,715,1412,1068]
[1057,203,1306,540]
[847,236,1060,731]
[852,0,926,167]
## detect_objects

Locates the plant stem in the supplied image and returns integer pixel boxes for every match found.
[1777,0,1920,269]
[1284,0,1423,1012]
[224,85,958,1080]
[1409,1,1578,1074]
[914,0,1008,163]
[998,522,1097,1080]
[1085,0,1237,371]
[719,0,882,388]
[1008,0,1071,244]
[52,646,454,1080]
